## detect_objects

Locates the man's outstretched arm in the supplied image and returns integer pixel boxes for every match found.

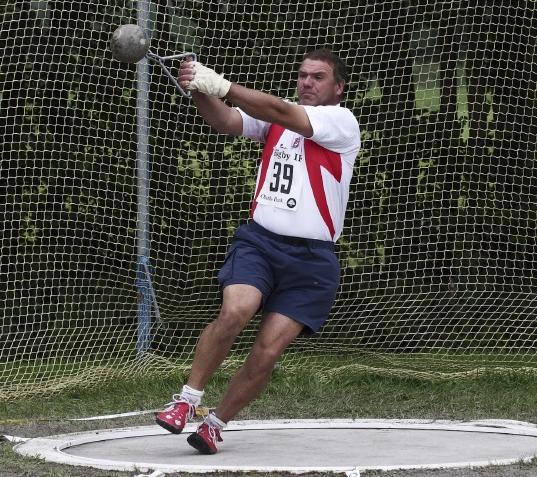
[225,83,313,138]
[179,60,313,138]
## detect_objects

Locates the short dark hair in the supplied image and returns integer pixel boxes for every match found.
[302,48,348,85]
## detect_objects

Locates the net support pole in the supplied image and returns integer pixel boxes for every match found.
[136,0,152,355]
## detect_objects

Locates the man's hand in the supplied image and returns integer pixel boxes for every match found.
[178,60,231,98]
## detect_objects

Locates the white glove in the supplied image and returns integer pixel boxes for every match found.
[187,62,231,98]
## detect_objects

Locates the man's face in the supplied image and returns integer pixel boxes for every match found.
[297,59,344,106]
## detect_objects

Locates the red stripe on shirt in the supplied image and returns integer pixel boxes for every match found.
[251,124,285,217]
[304,139,343,239]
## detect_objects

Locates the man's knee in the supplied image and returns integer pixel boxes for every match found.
[214,302,255,336]
[247,341,282,374]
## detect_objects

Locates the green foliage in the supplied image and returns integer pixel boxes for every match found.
[1,1,536,393]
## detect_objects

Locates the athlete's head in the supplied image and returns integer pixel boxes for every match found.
[297,49,347,106]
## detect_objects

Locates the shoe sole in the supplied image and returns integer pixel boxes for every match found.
[155,418,184,435]
[187,432,216,454]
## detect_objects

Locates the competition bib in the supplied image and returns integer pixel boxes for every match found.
[256,146,305,211]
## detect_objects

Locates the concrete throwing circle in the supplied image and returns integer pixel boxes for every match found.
[14,419,537,474]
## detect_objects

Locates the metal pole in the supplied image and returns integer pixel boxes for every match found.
[136,0,152,355]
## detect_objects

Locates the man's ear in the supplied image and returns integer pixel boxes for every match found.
[336,80,345,97]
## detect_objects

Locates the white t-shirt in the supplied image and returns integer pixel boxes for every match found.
[238,104,360,242]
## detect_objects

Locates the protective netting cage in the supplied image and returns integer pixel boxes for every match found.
[1,0,536,400]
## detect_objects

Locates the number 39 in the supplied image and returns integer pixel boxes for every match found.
[269,162,293,194]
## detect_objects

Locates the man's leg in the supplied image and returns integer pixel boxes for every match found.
[156,283,262,434]
[213,311,304,423]
[187,311,302,454]
[187,283,263,390]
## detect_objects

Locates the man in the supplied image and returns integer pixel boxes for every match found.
[155,49,360,454]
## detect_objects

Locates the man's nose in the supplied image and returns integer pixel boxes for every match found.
[302,76,313,87]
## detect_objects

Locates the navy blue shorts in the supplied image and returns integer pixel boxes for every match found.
[217,221,340,334]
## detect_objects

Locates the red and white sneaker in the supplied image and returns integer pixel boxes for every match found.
[155,398,195,434]
[187,421,223,454]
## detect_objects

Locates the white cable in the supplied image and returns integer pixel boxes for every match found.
[1,435,30,443]
[69,409,156,421]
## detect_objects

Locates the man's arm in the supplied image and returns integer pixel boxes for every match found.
[224,83,313,138]
[179,60,313,138]
[190,91,243,136]
[178,60,242,135]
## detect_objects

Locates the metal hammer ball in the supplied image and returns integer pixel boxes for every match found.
[110,24,150,63]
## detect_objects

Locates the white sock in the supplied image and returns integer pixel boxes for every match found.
[207,411,226,430]
[179,384,204,407]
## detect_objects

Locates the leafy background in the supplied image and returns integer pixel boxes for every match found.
[0,0,536,398]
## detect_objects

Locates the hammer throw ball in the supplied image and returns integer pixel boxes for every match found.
[110,24,150,63]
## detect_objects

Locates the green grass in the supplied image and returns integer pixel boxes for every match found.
[3,365,537,424]
[7,348,537,404]
[0,444,128,477]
